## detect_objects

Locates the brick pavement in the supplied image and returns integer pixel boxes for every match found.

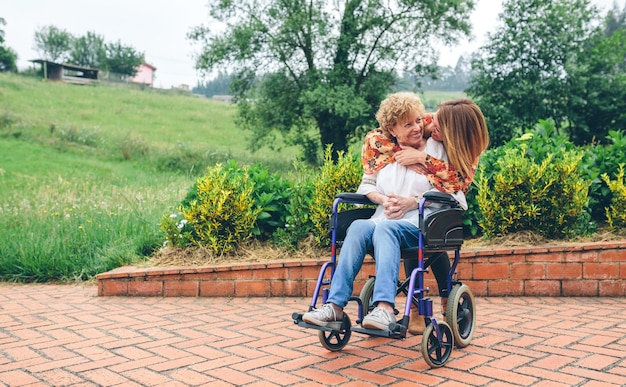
[1,284,626,386]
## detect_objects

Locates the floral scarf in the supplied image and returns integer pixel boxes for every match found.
[360,127,473,194]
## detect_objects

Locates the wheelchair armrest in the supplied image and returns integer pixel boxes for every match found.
[335,192,376,206]
[423,191,458,205]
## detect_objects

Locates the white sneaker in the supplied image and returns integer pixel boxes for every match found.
[302,304,343,330]
[362,306,395,331]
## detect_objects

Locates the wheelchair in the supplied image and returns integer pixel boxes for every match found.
[292,191,476,368]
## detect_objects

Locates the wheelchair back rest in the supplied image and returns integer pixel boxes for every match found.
[420,207,464,249]
[329,207,376,242]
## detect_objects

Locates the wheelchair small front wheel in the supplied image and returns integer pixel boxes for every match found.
[359,277,376,319]
[318,314,352,351]
[421,321,453,368]
[446,283,476,348]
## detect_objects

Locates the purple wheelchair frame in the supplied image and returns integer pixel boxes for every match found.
[292,190,465,366]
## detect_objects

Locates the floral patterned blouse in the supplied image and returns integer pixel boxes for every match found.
[361,128,474,194]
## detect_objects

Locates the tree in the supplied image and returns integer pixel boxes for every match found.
[605,1,626,37]
[193,71,232,97]
[69,31,106,69]
[0,17,17,72]
[564,7,626,144]
[34,25,73,62]
[33,26,143,75]
[189,0,475,162]
[467,0,601,146]
[105,40,144,77]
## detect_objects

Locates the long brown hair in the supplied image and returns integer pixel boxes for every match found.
[437,99,490,179]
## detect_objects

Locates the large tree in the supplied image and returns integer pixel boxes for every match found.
[467,0,626,146]
[34,25,73,63]
[0,17,17,72]
[69,31,106,69]
[564,28,626,144]
[105,40,144,77]
[189,0,475,162]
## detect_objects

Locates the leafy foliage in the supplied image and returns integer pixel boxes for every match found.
[104,40,143,76]
[582,130,626,222]
[189,0,475,160]
[0,17,17,72]
[162,162,261,255]
[476,121,591,239]
[69,31,107,69]
[462,184,481,237]
[601,165,626,230]
[271,161,316,249]
[34,25,72,62]
[563,28,626,145]
[192,71,232,97]
[467,0,626,147]
[33,25,144,76]
[309,146,362,245]
[247,163,293,240]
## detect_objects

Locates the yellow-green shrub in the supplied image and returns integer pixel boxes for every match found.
[476,144,589,239]
[161,162,260,255]
[601,164,626,230]
[309,146,362,245]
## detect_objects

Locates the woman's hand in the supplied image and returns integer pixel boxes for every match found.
[383,194,418,219]
[407,164,429,175]
[395,146,427,166]
[366,191,388,206]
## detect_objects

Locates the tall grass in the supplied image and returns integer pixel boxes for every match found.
[0,136,189,282]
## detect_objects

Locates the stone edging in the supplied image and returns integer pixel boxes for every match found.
[97,240,626,297]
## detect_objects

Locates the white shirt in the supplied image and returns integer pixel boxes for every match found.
[356,138,467,226]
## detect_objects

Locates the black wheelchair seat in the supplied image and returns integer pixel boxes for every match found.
[420,207,464,250]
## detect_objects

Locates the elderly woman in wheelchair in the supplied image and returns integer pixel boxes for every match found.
[293,94,489,367]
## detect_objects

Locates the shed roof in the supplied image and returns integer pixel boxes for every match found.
[30,59,100,72]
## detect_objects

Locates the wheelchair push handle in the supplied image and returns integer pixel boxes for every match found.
[422,191,458,206]
[335,193,376,206]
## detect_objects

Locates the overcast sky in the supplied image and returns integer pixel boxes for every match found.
[2,0,624,89]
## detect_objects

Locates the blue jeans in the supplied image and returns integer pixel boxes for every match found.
[327,219,421,308]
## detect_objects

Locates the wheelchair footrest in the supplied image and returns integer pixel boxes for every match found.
[388,321,408,339]
[292,312,350,332]
[351,326,403,339]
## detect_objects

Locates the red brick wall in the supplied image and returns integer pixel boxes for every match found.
[97,241,626,298]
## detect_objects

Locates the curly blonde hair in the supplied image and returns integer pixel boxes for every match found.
[375,92,425,133]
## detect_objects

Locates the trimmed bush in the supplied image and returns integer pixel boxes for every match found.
[271,161,316,249]
[476,126,590,239]
[309,146,362,246]
[160,162,260,255]
[601,164,626,231]
[248,162,293,240]
[583,130,626,222]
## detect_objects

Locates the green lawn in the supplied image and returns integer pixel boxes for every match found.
[0,72,465,282]
[0,73,283,282]
[0,73,301,165]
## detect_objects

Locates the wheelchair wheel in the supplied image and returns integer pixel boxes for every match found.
[445,284,476,348]
[359,277,376,318]
[318,314,352,352]
[420,321,453,368]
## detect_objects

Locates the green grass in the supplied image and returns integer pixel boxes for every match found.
[0,72,303,282]
[0,73,301,166]
[0,72,464,282]
[0,136,189,282]
[418,90,467,111]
